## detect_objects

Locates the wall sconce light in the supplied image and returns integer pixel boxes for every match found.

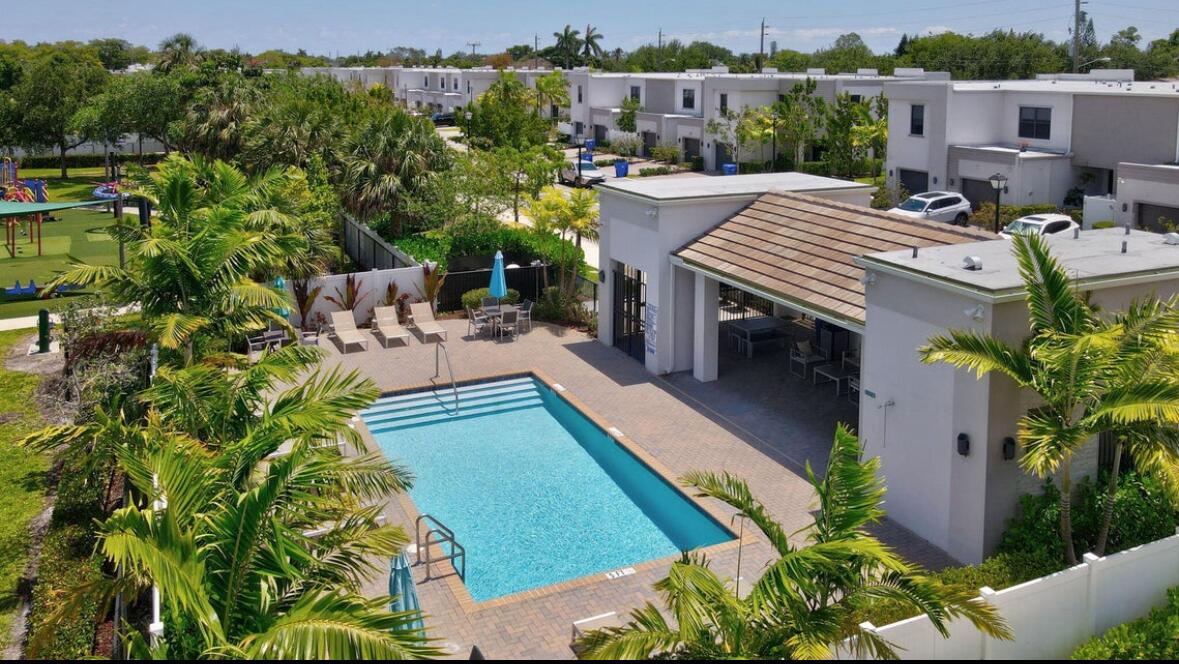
[1122,203,1129,212]
[949,178,956,186]
[1002,437,1016,460]
[933,176,939,184]
[957,433,970,457]
[598,269,606,284]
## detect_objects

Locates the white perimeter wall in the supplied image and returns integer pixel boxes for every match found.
[286,267,424,330]
[836,531,1179,659]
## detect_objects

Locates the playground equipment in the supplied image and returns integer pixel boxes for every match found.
[0,200,102,258]
[92,181,127,201]
[1,158,51,203]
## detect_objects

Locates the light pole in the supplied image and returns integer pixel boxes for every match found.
[989,172,1008,234]
[1078,56,1112,71]
[464,111,472,146]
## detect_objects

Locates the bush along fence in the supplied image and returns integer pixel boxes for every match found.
[837,530,1179,660]
[341,214,418,270]
[285,266,425,331]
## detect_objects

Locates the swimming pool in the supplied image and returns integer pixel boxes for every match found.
[362,375,734,602]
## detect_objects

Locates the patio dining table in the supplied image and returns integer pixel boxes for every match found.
[726,316,792,358]
[480,303,519,337]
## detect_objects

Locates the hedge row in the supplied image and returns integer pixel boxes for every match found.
[1071,586,1179,659]
[15,152,167,170]
[390,226,584,273]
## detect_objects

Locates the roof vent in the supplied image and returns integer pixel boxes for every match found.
[963,256,984,271]
[1164,233,1179,245]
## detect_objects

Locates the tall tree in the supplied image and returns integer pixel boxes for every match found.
[581,24,606,62]
[553,24,583,69]
[576,425,1011,659]
[157,32,203,72]
[921,233,1179,565]
[9,49,109,177]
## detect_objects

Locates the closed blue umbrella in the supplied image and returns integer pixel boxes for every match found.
[488,250,508,301]
[389,552,425,634]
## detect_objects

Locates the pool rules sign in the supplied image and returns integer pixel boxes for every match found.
[644,304,657,356]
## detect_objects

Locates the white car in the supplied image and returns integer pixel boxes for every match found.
[889,191,973,225]
[1000,213,1080,238]
[558,160,606,187]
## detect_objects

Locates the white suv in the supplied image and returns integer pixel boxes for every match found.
[1000,213,1080,238]
[889,191,973,225]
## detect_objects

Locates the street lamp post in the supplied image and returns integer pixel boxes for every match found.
[988,172,1008,234]
[464,111,473,145]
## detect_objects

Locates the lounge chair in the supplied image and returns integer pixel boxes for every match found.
[571,612,622,655]
[466,306,491,338]
[497,309,520,341]
[518,299,533,332]
[329,310,370,353]
[372,306,411,347]
[409,302,447,342]
[789,339,828,378]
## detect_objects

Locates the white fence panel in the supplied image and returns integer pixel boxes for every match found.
[839,531,1179,660]
[288,266,424,330]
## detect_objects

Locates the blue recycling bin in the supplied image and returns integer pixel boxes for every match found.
[585,138,596,151]
[722,163,738,176]
[581,151,594,161]
[614,160,629,177]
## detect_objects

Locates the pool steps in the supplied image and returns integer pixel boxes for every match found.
[363,377,545,432]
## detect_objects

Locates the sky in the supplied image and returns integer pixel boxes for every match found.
[3,0,1178,57]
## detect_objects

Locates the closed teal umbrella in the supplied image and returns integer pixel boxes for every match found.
[488,250,508,301]
[389,552,425,634]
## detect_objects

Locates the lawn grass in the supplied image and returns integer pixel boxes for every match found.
[13,167,111,203]
[0,330,51,650]
[0,208,134,320]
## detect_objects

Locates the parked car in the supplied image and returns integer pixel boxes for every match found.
[559,160,606,187]
[889,191,973,225]
[1000,213,1080,238]
[431,112,456,126]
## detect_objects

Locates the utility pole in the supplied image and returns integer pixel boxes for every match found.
[1072,0,1082,72]
[467,41,481,58]
[657,28,663,69]
[759,18,767,71]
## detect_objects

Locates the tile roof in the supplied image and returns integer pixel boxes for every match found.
[674,191,994,326]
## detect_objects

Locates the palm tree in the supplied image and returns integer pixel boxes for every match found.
[921,233,1179,564]
[553,25,583,69]
[340,106,450,233]
[534,71,570,121]
[576,425,1011,659]
[581,25,605,62]
[44,155,309,366]
[32,362,441,659]
[157,32,202,71]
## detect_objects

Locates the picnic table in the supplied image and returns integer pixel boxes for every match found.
[726,316,791,358]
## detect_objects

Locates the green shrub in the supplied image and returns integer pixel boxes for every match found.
[649,146,680,164]
[858,550,1062,627]
[1092,220,1116,229]
[1071,587,1179,660]
[796,161,831,176]
[460,287,521,311]
[389,227,583,273]
[737,161,766,174]
[638,166,672,177]
[17,152,167,170]
[25,523,104,659]
[689,155,705,172]
[594,159,617,168]
[998,472,1178,562]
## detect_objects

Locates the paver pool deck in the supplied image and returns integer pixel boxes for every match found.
[326,319,954,659]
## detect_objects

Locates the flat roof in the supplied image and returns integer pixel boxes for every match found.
[858,228,1179,298]
[893,78,1179,98]
[597,172,873,203]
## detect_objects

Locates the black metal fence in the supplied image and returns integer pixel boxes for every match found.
[436,264,554,312]
[341,215,413,270]
[718,283,774,322]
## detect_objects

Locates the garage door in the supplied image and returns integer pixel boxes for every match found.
[961,178,993,211]
[897,169,929,196]
[1137,203,1179,232]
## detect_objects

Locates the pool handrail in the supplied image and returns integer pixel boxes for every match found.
[433,342,460,415]
[415,513,466,581]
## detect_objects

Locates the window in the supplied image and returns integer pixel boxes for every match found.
[1018,106,1051,140]
[467,81,471,93]
[630,85,641,102]
[719,93,729,113]
[777,94,786,103]
[682,88,695,110]
[423,76,428,87]
[910,104,924,136]
[577,85,583,103]
[850,94,862,103]
[929,198,953,210]
[454,79,458,90]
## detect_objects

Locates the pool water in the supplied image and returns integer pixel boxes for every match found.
[363,376,733,602]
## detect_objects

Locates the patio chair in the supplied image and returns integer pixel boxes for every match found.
[789,339,827,378]
[328,310,370,353]
[497,309,520,341]
[372,305,411,348]
[847,375,861,404]
[518,299,533,332]
[408,302,448,342]
[466,306,491,338]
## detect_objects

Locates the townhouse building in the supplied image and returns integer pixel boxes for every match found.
[885,71,1179,229]
[303,65,554,116]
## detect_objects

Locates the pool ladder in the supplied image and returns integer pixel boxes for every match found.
[433,342,460,416]
[415,514,466,581]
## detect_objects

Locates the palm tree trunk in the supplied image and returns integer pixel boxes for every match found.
[1093,438,1124,556]
[1061,461,1078,565]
